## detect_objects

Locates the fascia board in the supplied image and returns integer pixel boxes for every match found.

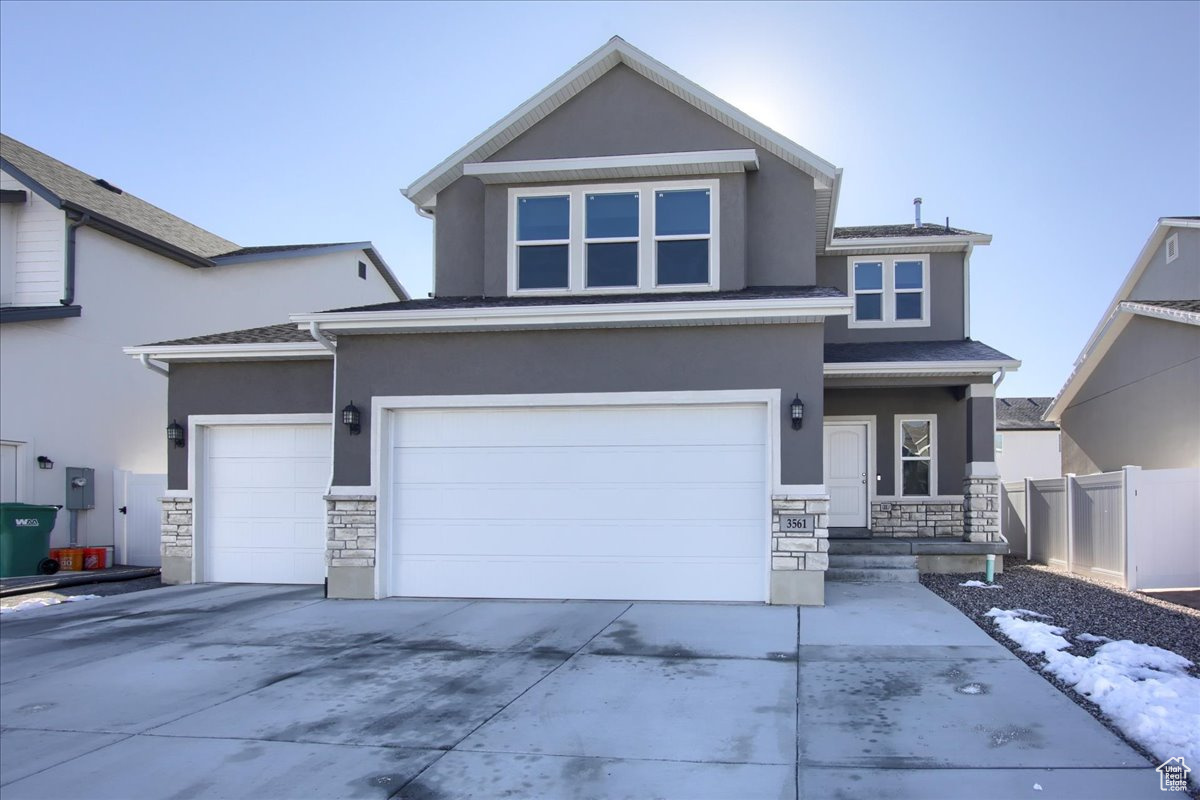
[824,359,1020,376]
[292,296,853,332]
[123,342,330,362]
[462,149,760,183]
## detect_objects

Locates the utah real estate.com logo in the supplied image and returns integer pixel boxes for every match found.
[1157,757,1190,792]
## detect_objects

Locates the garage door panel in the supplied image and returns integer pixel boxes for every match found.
[394,405,765,449]
[396,521,763,560]
[393,444,763,487]
[393,556,763,602]
[389,403,768,601]
[204,424,329,585]
[394,484,764,523]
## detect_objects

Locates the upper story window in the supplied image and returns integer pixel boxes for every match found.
[509,179,718,295]
[848,255,929,328]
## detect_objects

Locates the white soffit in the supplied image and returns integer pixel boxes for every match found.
[403,37,838,210]
[123,342,330,363]
[463,149,759,185]
[824,359,1020,378]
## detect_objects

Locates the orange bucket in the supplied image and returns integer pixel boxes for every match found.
[51,548,84,571]
[82,548,107,571]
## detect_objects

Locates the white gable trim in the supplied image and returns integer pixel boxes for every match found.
[463,149,759,185]
[403,37,838,210]
[1046,217,1200,421]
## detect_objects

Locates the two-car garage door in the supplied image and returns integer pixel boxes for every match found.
[387,402,768,602]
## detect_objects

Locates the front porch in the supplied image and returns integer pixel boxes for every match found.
[821,371,1007,576]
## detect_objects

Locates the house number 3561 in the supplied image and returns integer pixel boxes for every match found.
[780,514,814,531]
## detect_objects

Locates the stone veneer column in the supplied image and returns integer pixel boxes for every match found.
[963,477,1001,542]
[325,494,377,599]
[770,494,829,605]
[160,496,194,585]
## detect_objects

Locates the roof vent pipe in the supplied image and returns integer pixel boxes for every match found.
[913,197,922,228]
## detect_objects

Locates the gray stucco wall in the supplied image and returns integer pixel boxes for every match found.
[1060,316,1200,474]
[1129,227,1200,301]
[332,323,825,486]
[817,252,965,343]
[824,387,969,495]
[166,360,333,489]
[433,64,817,295]
[433,177,486,296]
[967,397,996,464]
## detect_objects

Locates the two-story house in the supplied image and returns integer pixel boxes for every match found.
[126,38,1017,604]
[0,133,407,566]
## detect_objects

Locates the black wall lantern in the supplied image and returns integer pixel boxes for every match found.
[341,402,362,435]
[167,419,186,448]
[790,394,804,430]
[37,456,54,470]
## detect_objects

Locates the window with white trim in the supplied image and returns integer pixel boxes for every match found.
[848,255,930,327]
[509,179,719,295]
[895,415,937,496]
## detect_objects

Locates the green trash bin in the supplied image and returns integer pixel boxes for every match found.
[0,503,61,578]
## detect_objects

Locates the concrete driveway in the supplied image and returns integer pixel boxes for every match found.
[0,582,1163,799]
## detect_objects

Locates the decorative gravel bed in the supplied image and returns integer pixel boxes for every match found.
[923,558,1200,791]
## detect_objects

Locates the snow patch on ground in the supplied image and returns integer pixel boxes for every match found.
[1076,632,1113,644]
[986,607,1200,776]
[959,580,1003,588]
[0,594,100,614]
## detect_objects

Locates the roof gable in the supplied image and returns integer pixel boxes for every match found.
[1046,217,1200,421]
[402,37,838,211]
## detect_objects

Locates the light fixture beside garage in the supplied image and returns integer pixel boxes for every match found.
[341,403,362,435]
[790,395,804,430]
[167,420,186,448]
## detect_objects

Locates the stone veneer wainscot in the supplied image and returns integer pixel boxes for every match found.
[159,496,193,585]
[770,494,829,605]
[325,494,377,567]
[871,499,964,538]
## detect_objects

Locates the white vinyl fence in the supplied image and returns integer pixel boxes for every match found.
[1003,466,1200,590]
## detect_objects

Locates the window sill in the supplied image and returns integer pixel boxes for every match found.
[0,305,83,323]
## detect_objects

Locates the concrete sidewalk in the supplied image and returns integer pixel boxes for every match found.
[0,582,1163,799]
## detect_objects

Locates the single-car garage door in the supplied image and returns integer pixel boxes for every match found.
[203,423,330,584]
[387,402,767,601]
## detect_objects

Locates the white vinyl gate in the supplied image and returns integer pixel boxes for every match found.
[113,470,168,566]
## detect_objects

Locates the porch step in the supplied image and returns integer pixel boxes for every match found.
[826,567,920,583]
[826,539,915,555]
[828,554,919,570]
[828,527,872,539]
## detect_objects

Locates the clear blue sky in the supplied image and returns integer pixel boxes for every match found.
[2,1,1197,397]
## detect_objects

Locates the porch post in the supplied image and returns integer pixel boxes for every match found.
[962,383,1000,542]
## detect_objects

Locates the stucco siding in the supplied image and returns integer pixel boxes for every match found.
[331,323,825,486]
[817,252,966,342]
[824,387,969,496]
[432,64,817,296]
[166,360,333,489]
[1129,227,1200,301]
[1,168,66,307]
[1060,316,1200,474]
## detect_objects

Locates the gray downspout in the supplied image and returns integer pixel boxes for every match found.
[63,212,91,306]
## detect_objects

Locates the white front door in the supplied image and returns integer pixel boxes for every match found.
[824,423,868,528]
[202,424,330,584]
[387,402,768,602]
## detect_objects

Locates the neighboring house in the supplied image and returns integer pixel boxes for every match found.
[1045,217,1200,474]
[0,133,407,564]
[126,38,1018,604]
[994,397,1060,482]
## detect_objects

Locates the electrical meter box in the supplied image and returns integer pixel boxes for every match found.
[65,467,95,510]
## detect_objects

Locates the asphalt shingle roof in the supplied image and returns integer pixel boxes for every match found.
[148,323,324,347]
[996,397,1058,430]
[213,243,358,258]
[1126,299,1200,314]
[824,339,1016,364]
[832,224,985,239]
[1,133,237,258]
[327,285,847,314]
